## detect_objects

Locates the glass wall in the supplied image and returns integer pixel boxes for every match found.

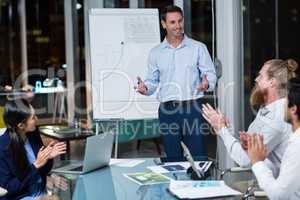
[143,0,173,9]
[0,0,21,87]
[141,0,173,41]
[278,0,300,67]
[183,0,215,106]
[26,0,66,87]
[0,0,67,118]
[0,0,223,124]
[184,0,214,54]
[243,0,300,127]
[104,0,129,8]
[243,0,276,126]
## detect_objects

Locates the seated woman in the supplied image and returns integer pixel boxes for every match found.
[0,99,66,200]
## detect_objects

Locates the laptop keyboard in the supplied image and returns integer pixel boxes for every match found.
[71,166,83,171]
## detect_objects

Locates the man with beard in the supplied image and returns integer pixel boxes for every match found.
[202,59,298,176]
[247,77,300,199]
[136,5,216,159]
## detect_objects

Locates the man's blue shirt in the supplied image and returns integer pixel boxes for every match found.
[144,35,217,102]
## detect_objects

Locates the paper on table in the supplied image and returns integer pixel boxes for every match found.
[109,159,145,167]
[124,172,170,185]
[147,161,212,174]
[168,180,241,199]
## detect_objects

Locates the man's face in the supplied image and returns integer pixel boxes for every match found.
[250,64,273,106]
[161,12,183,38]
[255,64,273,92]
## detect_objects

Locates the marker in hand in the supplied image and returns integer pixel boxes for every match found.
[134,76,148,95]
[196,74,209,92]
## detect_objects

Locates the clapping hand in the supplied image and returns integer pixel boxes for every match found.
[247,134,267,164]
[34,145,53,169]
[34,142,66,169]
[48,141,67,159]
[239,131,250,150]
[202,103,228,133]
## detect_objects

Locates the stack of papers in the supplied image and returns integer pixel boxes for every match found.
[124,172,170,185]
[147,161,212,174]
[169,180,241,199]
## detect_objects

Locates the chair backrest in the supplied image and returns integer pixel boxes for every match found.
[0,106,5,128]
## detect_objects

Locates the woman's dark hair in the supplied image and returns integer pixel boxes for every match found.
[288,77,300,120]
[160,5,183,21]
[3,99,33,180]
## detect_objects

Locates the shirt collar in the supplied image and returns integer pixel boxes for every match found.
[262,98,286,112]
[291,127,300,140]
[161,34,190,49]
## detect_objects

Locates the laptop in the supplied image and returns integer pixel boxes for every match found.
[180,141,203,178]
[52,132,114,174]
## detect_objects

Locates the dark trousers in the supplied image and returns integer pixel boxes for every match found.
[158,98,207,160]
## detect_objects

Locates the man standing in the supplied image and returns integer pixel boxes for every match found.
[136,5,216,159]
[247,77,300,200]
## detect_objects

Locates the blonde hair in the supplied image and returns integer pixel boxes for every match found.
[265,58,298,98]
[250,58,298,108]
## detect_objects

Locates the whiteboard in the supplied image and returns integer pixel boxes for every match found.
[89,9,160,120]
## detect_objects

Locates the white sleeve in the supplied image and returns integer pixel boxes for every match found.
[218,127,251,167]
[254,117,291,155]
[252,146,300,200]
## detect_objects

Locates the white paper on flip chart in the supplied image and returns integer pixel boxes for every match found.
[168,180,241,199]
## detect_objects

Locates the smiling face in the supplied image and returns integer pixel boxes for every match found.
[161,11,184,38]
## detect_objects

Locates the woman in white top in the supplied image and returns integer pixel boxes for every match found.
[202,59,298,177]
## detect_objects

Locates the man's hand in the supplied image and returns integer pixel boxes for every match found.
[197,75,209,92]
[134,77,148,95]
[247,134,267,165]
[239,131,250,150]
[202,103,227,134]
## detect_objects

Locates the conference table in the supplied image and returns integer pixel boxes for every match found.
[39,125,94,160]
[47,158,267,200]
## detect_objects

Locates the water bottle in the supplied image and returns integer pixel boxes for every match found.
[35,81,42,93]
[73,117,79,129]
[57,80,63,88]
